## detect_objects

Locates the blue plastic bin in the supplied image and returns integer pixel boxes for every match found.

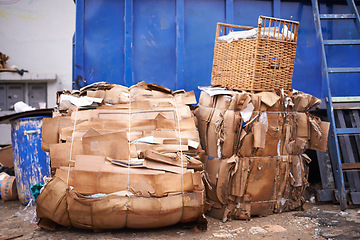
[11,116,51,205]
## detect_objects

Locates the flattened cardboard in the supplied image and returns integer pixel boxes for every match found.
[255,92,280,107]
[87,90,106,99]
[179,90,197,105]
[253,122,267,148]
[216,156,238,204]
[42,116,72,151]
[110,158,186,174]
[42,117,60,146]
[50,142,83,168]
[36,177,203,229]
[144,149,183,167]
[296,112,309,138]
[131,178,155,197]
[238,133,254,157]
[72,108,194,122]
[310,120,330,152]
[104,85,129,104]
[82,130,129,160]
[222,110,237,158]
[36,177,71,227]
[205,157,221,185]
[55,166,199,196]
[0,145,13,168]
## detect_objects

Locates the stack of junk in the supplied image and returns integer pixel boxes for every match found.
[34,16,330,230]
[195,16,330,222]
[36,81,205,229]
[195,87,329,221]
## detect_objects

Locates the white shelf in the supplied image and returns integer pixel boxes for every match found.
[0,72,57,82]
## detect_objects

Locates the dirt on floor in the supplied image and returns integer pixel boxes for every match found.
[0,200,359,240]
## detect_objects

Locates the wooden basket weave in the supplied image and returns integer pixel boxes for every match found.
[211,16,299,91]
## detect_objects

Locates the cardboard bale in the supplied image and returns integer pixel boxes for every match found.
[39,82,205,229]
[196,87,329,221]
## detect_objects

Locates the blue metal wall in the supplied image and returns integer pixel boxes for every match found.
[73,0,360,99]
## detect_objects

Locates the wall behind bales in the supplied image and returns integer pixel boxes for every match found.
[0,0,75,145]
[0,0,75,107]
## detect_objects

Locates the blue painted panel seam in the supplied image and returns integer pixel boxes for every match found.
[74,0,85,89]
[125,0,134,87]
[176,0,185,90]
[225,0,234,27]
[273,0,281,18]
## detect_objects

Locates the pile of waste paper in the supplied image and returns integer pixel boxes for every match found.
[37,82,205,229]
[195,87,329,221]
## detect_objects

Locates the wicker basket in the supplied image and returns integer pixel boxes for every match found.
[211,16,299,91]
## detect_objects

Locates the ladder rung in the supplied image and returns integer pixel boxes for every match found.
[324,39,360,45]
[333,102,360,110]
[342,163,360,170]
[328,67,360,73]
[319,14,356,20]
[332,96,360,103]
[336,128,360,135]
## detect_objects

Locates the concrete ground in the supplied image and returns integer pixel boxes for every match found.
[0,200,359,240]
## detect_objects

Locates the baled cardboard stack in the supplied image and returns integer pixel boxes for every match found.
[37,82,205,229]
[195,87,329,221]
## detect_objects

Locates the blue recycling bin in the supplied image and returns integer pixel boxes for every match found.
[11,116,51,205]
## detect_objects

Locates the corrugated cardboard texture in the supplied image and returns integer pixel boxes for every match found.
[195,87,327,221]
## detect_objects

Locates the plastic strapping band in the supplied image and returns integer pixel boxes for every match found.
[173,96,185,214]
[243,199,291,204]
[238,155,298,160]
[126,91,132,210]
[243,113,259,127]
[198,103,294,114]
[67,106,79,187]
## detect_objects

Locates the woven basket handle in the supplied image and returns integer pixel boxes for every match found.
[215,22,254,41]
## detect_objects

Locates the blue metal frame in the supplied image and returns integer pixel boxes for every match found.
[312,0,347,210]
[73,0,360,100]
[312,0,360,210]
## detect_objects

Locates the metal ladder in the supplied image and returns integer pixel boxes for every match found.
[312,0,360,210]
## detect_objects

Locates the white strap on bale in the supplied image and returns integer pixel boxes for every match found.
[67,106,79,187]
[173,96,185,212]
[126,90,132,212]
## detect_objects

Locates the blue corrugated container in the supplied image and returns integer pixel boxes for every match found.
[73,0,360,99]
[11,116,51,205]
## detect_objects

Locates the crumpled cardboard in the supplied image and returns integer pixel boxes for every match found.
[39,82,205,229]
[36,177,204,230]
[195,87,328,220]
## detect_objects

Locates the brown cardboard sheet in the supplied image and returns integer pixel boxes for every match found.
[50,142,83,168]
[42,116,72,151]
[144,149,183,167]
[309,117,330,152]
[82,129,129,160]
[0,145,14,168]
[56,164,202,196]
[109,157,186,174]
[36,177,203,229]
